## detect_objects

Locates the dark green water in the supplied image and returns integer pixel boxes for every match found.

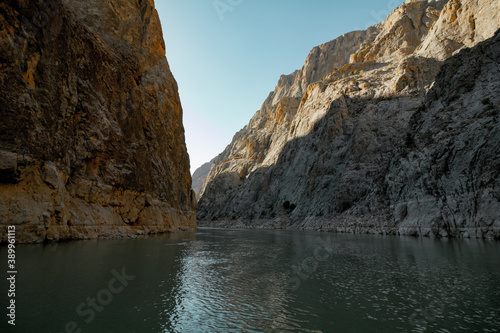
[1,228,499,332]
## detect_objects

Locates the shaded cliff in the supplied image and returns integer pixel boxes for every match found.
[0,0,196,243]
[192,159,214,199]
[197,0,500,239]
[385,30,500,238]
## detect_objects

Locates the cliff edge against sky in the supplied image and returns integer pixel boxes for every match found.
[0,0,196,243]
[197,0,500,239]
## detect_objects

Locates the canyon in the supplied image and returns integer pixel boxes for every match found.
[1,0,499,243]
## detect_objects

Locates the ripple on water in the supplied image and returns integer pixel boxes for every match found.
[152,230,500,332]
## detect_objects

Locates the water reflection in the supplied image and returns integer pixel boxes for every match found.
[0,229,499,333]
[163,231,310,332]
[159,230,500,333]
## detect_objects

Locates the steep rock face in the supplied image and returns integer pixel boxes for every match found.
[192,159,214,199]
[386,30,500,238]
[270,29,374,104]
[196,30,372,200]
[198,0,500,238]
[0,0,196,243]
[417,0,500,60]
[350,0,447,63]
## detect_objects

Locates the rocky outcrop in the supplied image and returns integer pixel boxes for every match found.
[192,159,214,199]
[197,0,500,239]
[416,0,500,60]
[0,0,196,243]
[385,30,500,238]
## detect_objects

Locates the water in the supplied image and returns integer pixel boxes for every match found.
[1,228,499,332]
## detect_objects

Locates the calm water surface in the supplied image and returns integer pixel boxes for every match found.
[1,228,499,332]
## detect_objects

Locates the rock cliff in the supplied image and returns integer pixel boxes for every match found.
[192,159,214,199]
[0,0,196,243]
[197,0,500,239]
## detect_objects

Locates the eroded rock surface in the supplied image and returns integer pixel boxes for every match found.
[386,30,500,238]
[197,0,500,239]
[192,159,214,199]
[0,0,196,243]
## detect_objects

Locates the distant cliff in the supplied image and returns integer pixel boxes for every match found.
[192,159,215,199]
[197,0,500,239]
[0,0,196,243]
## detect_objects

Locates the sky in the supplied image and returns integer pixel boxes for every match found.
[155,0,405,173]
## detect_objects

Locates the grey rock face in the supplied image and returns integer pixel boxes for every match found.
[192,159,215,199]
[386,30,500,238]
[198,0,500,239]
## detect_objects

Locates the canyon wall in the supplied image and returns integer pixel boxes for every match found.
[197,0,500,239]
[192,159,215,199]
[0,0,196,243]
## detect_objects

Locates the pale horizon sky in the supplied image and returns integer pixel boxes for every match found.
[155,0,404,173]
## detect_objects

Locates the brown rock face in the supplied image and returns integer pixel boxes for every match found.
[0,0,196,243]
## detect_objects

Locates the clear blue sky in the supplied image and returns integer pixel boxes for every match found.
[155,0,404,172]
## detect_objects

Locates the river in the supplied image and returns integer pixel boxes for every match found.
[1,228,499,332]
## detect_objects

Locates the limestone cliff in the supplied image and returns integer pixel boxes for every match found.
[192,159,214,199]
[197,0,500,239]
[385,30,500,238]
[0,0,196,243]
